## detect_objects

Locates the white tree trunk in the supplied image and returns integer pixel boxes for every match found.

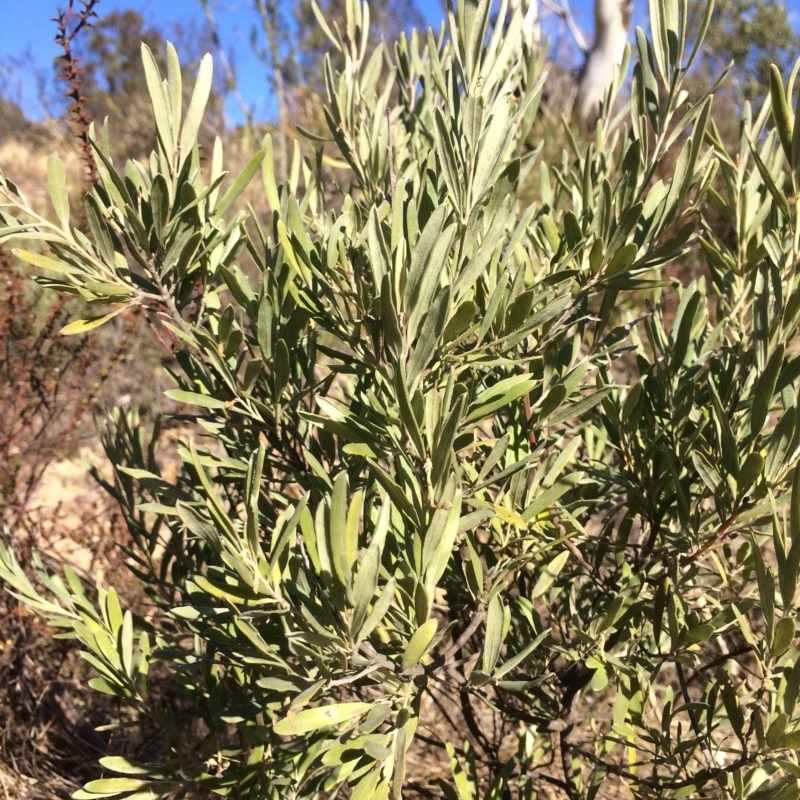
[508,0,541,50]
[574,0,632,127]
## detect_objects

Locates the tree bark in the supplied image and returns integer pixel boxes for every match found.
[574,0,632,127]
[255,0,289,178]
[509,0,541,50]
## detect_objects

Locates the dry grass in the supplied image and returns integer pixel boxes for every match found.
[0,135,85,210]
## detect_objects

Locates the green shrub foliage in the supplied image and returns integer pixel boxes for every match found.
[3,0,800,797]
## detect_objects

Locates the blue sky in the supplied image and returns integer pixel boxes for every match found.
[0,0,597,124]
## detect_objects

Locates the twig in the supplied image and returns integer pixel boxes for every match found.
[460,690,495,758]
[425,685,465,738]
[687,644,754,684]
[575,742,750,792]
[676,661,717,772]
[54,0,102,187]
[681,507,743,566]
[542,0,589,54]
[492,688,555,728]
[438,606,487,665]
[560,727,581,800]
[328,661,391,687]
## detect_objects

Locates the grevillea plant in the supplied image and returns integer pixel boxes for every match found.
[3,0,800,797]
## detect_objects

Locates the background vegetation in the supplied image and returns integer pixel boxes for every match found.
[2,0,800,798]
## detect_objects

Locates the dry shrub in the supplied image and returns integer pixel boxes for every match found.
[0,240,162,796]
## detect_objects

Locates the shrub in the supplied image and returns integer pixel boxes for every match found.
[2,0,800,797]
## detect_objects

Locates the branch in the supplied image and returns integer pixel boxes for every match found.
[541,0,589,53]
[676,661,717,772]
[560,727,582,800]
[438,605,487,665]
[54,0,102,187]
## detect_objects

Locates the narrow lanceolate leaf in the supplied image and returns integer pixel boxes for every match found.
[441,300,478,346]
[446,740,477,800]
[47,153,70,231]
[464,375,537,426]
[166,42,183,135]
[686,0,714,70]
[394,365,426,460]
[60,306,128,335]
[405,205,446,320]
[770,617,795,658]
[330,474,360,604]
[494,630,551,680]
[752,535,775,642]
[79,777,151,794]
[355,576,397,643]
[794,67,800,175]
[671,290,702,369]
[349,773,381,800]
[751,344,784,437]
[216,148,266,217]
[434,107,464,214]
[261,134,280,212]
[648,0,669,80]
[532,550,570,599]
[747,134,791,218]
[431,390,468,494]
[99,756,157,776]
[274,702,372,736]
[381,273,403,360]
[423,491,462,597]
[406,224,456,344]
[481,594,505,675]
[407,286,450,384]
[708,378,739,480]
[782,466,800,607]
[141,43,175,157]
[771,65,794,161]
[352,499,391,636]
[179,53,213,169]
[605,242,638,278]
[738,451,764,496]
[13,248,80,275]
[120,609,134,677]
[401,618,438,671]
[84,194,116,265]
[471,94,514,204]
[163,389,230,408]
[367,460,419,527]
